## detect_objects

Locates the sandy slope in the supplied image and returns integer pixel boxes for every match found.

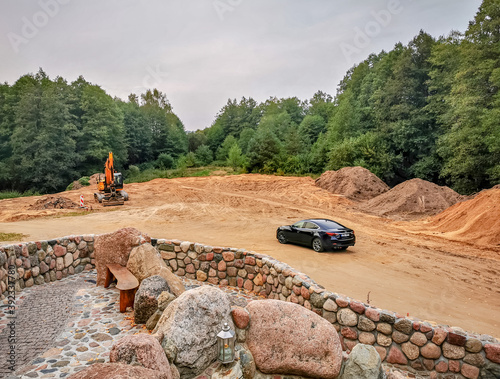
[0,174,499,337]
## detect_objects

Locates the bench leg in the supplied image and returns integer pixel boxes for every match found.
[104,269,114,288]
[119,288,136,313]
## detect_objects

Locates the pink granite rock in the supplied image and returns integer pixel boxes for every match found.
[421,342,442,359]
[461,363,480,379]
[386,346,408,365]
[231,307,250,329]
[54,245,66,257]
[67,363,169,379]
[94,228,150,286]
[485,343,500,364]
[245,299,342,378]
[432,328,448,345]
[109,334,171,378]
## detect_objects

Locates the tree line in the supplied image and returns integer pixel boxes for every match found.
[0,0,498,195]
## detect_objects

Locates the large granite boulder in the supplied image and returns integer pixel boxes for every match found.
[109,334,172,378]
[94,228,150,286]
[67,363,169,379]
[134,275,170,324]
[153,285,234,378]
[245,299,342,379]
[127,243,185,296]
[341,344,383,379]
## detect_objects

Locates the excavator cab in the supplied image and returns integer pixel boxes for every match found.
[113,172,124,189]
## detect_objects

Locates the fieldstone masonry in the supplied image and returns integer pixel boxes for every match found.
[1,234,499,379]
[152,238,500,379]
[0,236,94,295]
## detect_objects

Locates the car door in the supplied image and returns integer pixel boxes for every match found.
[287,221,305,243]
[297,221,319,246]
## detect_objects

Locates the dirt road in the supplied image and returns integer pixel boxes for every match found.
[1,174,499,337]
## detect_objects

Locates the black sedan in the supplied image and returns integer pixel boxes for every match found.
[276,219,355,252]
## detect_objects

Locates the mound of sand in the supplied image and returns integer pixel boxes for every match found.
[28,196,79,210]
[70,174,100,190]
[364,178,464,219]
[427,188,500,246]
[315,167,389,201]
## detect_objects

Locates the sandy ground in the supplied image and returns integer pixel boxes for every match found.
[0,174,499,338]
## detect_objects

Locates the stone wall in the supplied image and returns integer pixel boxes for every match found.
[1,235,499,378]
[0,235,95,294]
[152,238,500,379]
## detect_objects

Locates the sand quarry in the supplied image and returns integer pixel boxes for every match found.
[0,167,499,338]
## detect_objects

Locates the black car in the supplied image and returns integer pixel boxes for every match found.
[276,219,355,252]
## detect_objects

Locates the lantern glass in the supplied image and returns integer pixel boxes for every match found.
[217,322,235,364]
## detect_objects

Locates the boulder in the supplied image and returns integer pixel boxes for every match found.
[245,299,342,378]
[67,363,169,379]
[109,334,172,378]
[158,291,176,311]
[341,344,383,379]
[238,347,256,379]
[146,310,163,331]
[153,286,234,378]
[94,228,150,286]
[146,291,177,330]
[134,275,170,324]
[127,243,185,296]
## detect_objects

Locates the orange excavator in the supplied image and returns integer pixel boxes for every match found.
[94,152,129,206]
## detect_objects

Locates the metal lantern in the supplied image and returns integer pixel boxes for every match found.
[217,322,235,364]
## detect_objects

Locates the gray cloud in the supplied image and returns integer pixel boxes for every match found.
[0,0,482,130]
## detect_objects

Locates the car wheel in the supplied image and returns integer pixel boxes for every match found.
[312,238,324,252]
[277,231,288,244]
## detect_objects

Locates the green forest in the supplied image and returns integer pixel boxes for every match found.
[0,0,498,195]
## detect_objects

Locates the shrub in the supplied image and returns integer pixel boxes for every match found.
[78,176,90,186]
[156,153,175,170]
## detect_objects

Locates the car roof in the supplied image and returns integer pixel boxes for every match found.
[302,219,347,229]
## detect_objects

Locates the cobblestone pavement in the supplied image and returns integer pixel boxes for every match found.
[0,271,418,379]
[0,271,264,379]
[0,274,92,378]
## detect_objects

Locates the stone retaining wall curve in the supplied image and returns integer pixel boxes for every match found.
[1,235,499,379]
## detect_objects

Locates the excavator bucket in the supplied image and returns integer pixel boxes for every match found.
[102,197,124,207]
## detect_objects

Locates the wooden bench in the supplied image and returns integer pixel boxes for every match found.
[104,263,139,313]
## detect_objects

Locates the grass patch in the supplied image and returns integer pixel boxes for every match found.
[0,232,27,242]
[0,190,41,200]
[66,176,91,191]
[123,165,317,184]
[124,166,235,184]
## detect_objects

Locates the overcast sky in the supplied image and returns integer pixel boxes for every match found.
[0,0,482,131]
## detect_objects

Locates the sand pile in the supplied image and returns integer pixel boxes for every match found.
[315,167,389,201]
[28,196,79,210]
[427,188,500,246]
[71,174,100,190]
[364,178,464,219]
[70,174,100,190]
